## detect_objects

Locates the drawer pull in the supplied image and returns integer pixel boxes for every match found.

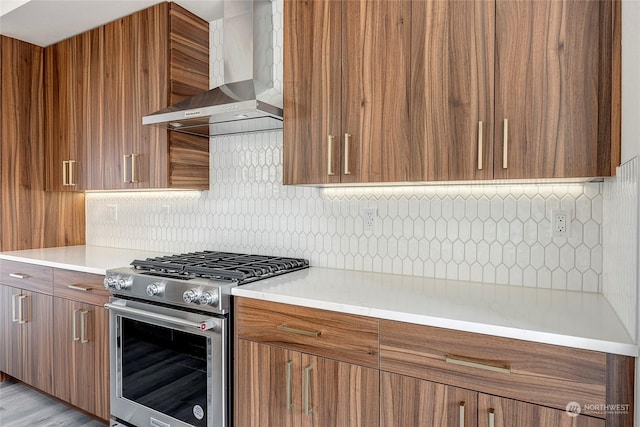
[67,284,92,292]
[459,401,465,427]
[277,324,321,338]
[304,365,313,415]
[446,355,511,374]
[286,360,293,409]
[9,273,30,279]
[489,408,495,427]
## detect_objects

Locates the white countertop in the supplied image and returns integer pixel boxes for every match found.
[0,245,169,275]
[233,267,638,357]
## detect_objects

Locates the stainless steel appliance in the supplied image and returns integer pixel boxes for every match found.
[105,251,308,427]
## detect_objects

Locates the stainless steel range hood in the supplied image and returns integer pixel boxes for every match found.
[142,0,282,137]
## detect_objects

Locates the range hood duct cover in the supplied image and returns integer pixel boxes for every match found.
[142,0,282,137]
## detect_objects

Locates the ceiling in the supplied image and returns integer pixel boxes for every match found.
[0,0,223,47]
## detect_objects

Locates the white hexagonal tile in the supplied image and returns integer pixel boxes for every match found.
[551,269,567,290]
[583,220,600,248]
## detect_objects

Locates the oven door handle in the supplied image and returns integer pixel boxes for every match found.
[104,303,218,331]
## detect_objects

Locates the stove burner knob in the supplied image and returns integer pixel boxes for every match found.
[103,277,116,289]
[146,283,163,296]
[115,277,132,291]
[197,291,219,307]
[183,289,200,304]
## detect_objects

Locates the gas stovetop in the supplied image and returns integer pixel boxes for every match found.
[105,251,309,314]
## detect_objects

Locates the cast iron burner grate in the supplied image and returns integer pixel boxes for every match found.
[130,251,309,284]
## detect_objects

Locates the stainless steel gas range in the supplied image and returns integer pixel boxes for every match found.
[104,251,308,427]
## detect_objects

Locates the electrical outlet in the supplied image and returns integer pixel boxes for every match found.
[161,205,170,224]
[363,208,377,233]
[551,209,570,238]
[107,204,118,223]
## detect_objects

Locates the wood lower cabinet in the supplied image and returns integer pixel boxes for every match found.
[0,284,53,395]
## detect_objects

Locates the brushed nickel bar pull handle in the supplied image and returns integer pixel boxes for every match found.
[477,121,483,170]
[459,401,465,427]
[105,302,219,331]
[286,360,293,409]
[9,273,30,279]
[445,356,511,374]
[277,324,321,338]
[123,154,130,183]
[489,408,495,427]
[68,284,92,292]
[17,295,26,324]
[304,365,312,415]
[62,161,69,186]
[131,154,139,183]
[502,118,508,169]
[72,309,80,341]
[11,294,19,322]
[327,135,335,176]
[68,160,76,186]
[80,310,88,343]
[344,133,352,175]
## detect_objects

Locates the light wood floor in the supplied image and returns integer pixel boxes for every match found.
[0,379,107,427]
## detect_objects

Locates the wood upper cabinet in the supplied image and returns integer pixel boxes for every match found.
[283,0,415,185]
[493,0,616,179]
[47,2,209,191]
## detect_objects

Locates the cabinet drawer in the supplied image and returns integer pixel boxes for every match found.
[53,269,109,306]
[235,298,379,368]
[380,320,606,416]
[0,260,53,294]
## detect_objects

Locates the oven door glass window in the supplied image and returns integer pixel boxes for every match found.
[120,317,209,427]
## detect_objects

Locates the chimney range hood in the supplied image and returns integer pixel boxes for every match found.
[142,0,282,137]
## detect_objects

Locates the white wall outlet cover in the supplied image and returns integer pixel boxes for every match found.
[551,209,571,238]
[107,204,118,223]
[363,208,377,233]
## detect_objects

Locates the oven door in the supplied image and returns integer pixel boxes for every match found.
[106,297,228,427]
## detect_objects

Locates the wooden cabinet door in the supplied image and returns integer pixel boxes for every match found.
[411,0,494,181]
[478,394,604,427]
[494,0,609,179]
[53,298,110,420]
[381,372,477,427]
[21,290,53,395]
[341,0,413,184]
[0,285,22,379]
[235,340,301,427]
[283,0,342,185]
[301,353,379,427]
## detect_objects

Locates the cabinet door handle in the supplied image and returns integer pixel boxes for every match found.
[123,154,131,183]
[502,118,508,169]
[80,310,89,343]
[327,135,335,176]
[11,294,19,322]
[286,360,293,409]
[445,355,511,374]
[72,309,80,341]
[67,284,92,292]
[277,324,321,337]
[62,161,69,186]
[477,121,483,170]
[344,133,352,175]
[17,295,26,324]
[68,160,76,186]
[131,153,139,183]
[304,365,312,415]
[489,408,495,427]
[9,273,30,279]
[459,401,465,427]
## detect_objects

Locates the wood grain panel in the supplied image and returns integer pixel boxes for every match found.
[283,0,342,185]
[494,0,607,179]
[0,260,53,295]
[412,0,494,181]
[381,372,477,427]
[302,353,379,427]
[53,269,109,306]
[43,191,86,248]
[341,0,413,183]
[379,320,606,416]
[168,132,210,189]
[21,290,53,395]
[607,0,621,176]
[478,393,605,427]
[235,298,379,368]
[235,340,301,427]
[606,354,634,427]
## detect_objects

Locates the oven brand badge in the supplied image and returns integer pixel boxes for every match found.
[193,405,205,420]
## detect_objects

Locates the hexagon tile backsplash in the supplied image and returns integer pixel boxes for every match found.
[86,131,604,293]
